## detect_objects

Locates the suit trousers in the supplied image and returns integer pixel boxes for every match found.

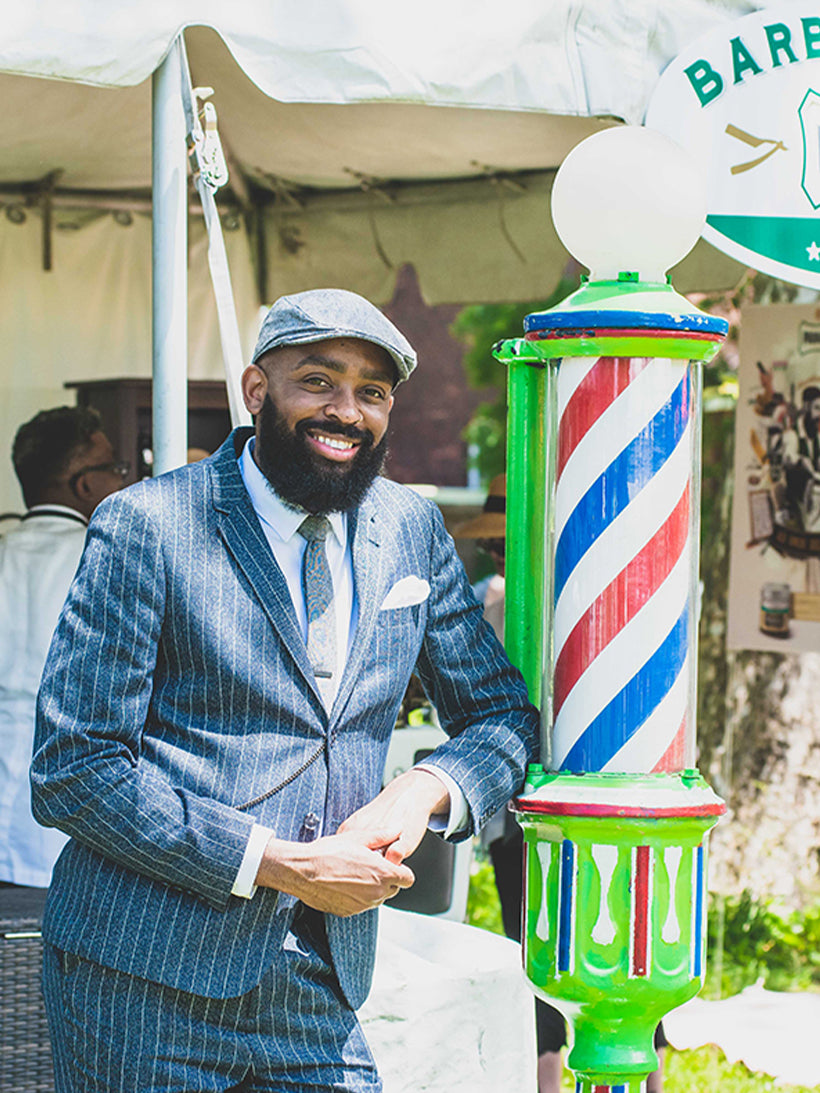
[42,905,381,1093]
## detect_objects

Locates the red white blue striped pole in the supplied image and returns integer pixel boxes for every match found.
[551,354,696,774]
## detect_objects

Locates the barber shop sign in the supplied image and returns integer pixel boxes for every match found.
[646,3,820,289]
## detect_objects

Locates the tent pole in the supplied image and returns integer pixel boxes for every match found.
[151,38,188,476]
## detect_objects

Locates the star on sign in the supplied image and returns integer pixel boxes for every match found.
[808,241,820,261]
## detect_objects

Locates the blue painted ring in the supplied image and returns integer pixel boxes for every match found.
[524,309,728,335]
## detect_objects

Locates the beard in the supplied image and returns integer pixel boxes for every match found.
[254,393,388,514]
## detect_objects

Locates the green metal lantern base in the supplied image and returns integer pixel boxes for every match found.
[572,1075,645,1093]
[516,770,725,1090]
[566,1013,661,1090]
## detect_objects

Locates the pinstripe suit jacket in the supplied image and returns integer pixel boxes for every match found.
[32,428,538,1008]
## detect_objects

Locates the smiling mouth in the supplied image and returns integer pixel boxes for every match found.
[306,429,362,460]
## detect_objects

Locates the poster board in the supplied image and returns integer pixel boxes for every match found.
[727,302,820,652]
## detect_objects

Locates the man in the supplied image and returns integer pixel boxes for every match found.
[32,289,539,1093]
[0,406,125,897]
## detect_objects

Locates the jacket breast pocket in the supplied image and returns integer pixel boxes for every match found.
[374,603,424,664]
[377,601,423,627]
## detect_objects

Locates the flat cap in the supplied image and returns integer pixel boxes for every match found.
[252,288,417,383]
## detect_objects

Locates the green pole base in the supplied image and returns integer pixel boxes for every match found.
[516,772,725,1093]
[573,1078,646,1093]
[567,1011,660,1089]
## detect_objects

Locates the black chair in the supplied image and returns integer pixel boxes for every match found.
[0,887,54,1092]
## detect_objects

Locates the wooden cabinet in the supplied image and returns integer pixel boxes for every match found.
[65,379,232,484]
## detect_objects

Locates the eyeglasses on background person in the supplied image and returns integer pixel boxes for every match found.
[67,460,130,491]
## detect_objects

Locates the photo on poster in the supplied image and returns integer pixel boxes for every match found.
[727,302,820,652]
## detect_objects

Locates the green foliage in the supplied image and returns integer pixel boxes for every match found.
[664,1045,816,1093]
[451,277,579,484]
[705,891,820,998]
[461,412,507,487]
[465,850,505,937]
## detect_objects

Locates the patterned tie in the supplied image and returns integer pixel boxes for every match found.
[297,515,336,679]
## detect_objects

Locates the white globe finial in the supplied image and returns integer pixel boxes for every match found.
[550,126,707,283]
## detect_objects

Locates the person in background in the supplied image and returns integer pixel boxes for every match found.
[455,474,666,1093]
[0,406,126,901]
[460,475,506,646]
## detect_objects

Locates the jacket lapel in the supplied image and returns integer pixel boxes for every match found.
[209,431,324,710]
[329,490,390,727]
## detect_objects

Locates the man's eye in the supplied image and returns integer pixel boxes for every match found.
[363,387,386,400]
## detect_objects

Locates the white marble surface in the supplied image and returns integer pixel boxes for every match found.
[665,982,820,1088]
[361,908,537,1093]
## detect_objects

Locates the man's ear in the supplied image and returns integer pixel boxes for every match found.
[68,472,95,517]
[71,473,93,503]
[241,364,268,415]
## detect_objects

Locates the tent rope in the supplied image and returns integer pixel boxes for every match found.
[177,36,251,429]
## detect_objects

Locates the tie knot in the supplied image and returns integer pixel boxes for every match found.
[298,515,331,543]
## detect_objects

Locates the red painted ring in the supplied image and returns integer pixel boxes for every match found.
[514,801,726,818]
[524,327,725,342]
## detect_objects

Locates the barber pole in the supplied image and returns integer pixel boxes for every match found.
[495,127,728,1092]
[550,352,695,774]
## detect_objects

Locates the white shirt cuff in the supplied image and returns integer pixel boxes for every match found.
[232,823,274,898]
[414,764,469,839]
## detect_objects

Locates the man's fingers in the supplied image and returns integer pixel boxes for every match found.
[336,829,414,886]
[382,829,426,865]
[364,829,401,852]
[382,843,406,865]
[392,863,415,889]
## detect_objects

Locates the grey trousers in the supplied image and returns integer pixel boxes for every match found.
[42,905,381,1093]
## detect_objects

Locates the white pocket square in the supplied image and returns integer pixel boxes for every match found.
[380,576,431,610]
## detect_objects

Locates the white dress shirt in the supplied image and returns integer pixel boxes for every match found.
[0,505,86,885]
[232,439,465,897]
[239,437,356,712]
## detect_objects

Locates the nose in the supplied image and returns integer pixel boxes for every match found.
[324,385,363,425]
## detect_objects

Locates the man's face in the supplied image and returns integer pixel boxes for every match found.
[249,337,396,513]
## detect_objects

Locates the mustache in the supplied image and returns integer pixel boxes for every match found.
[255,392,386,514]
[295,419,373,445]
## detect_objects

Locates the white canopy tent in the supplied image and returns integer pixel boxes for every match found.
[0,0,759,508]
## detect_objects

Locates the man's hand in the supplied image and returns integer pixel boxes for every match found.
[255,829,415,917]
[337,768,450,865]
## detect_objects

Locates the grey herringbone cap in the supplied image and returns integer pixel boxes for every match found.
[252,288,417,383]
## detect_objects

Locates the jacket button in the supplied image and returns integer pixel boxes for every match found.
[302,811,321,840]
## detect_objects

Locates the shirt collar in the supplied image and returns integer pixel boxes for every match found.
[26,503,88,525]
[239,437,345,546]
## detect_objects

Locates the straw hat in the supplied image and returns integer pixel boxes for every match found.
[453,474,506,538]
